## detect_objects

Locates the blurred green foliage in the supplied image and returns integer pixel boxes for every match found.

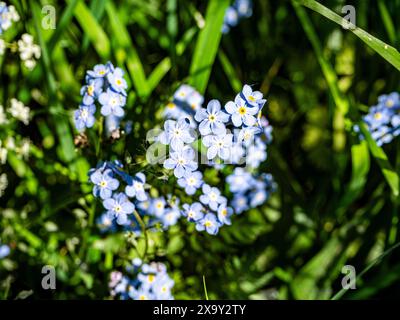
[1,0,400,300]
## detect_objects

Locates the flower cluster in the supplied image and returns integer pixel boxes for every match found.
[74,62,128,133]
[109,259,174,300]
[355,92,400,146]
[17,33,41,70]
[222,0,253,34]
[0,2,19,35]
[152,84,275,235]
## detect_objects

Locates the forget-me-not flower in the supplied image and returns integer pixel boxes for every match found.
[200,184,227,211]
[107,67,128,95]
[98,88,126,117]
[182,202,204,222]
[202,133,233,160]
[163,146,198,178]
[158,118,195,151]
[103,192,135,225]
[90,168,120,199]
[195,213,221,235]
[225,95,259,127]
[125,172,148,201]
[74,104,96,131]
[195,100,230,135]
[177,170,203,195]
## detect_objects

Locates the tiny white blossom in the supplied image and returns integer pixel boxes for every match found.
[0,39,5,55]
[0,141,7,164]
[0,173,8,197]
[17,33,41,70]
[0,105,8,124]
[17,138,30,159]
[8,98,30,124]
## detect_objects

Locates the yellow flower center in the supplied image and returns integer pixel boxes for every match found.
[386,100,394,107]
[208,114,216,122]
[210,193,217,201]
[221,209,227,216]
[239,106,247,115]
[167,102,176,109]
[87,85,94,96]
[248,95,255,102]
[191,103,197,110]
[114,205,122,213]
[116,79,122,86]
[204,220,213,227]
[188,178,196,185]
[374,112,382,120]
[148,274,155,283]
[99,70,105,75]
[100,180,107,188]
[156,202,163,209]
[139,295,147,300]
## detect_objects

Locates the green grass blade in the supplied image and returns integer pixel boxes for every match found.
[358,122,399,196]
[293,1,349,115]
[377,0,397,45]
[106,2,150,98]
[189,0,230,94]
[218,50,242,93]
[32,0,76,163]
[72,0,110,59]
[295,0,400,71]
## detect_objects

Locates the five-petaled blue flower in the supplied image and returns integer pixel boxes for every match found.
[158,118,195,151]
[99,88,126,117]
[195,100,230,136]
[74,104,96,131]
[103,192,135,225]
[202,133,233,160]
[177,171,203,195]
[107,67,128,95]
[199,184,227,211]
[163,146,198,178]
[91,168,120,199]
[195,213,221,235]
[225,95,259,127]
[182,202,204,222]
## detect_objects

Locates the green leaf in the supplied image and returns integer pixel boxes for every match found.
[189,0,230,94]
[358,122,399,196]
[294,0,400,71]
[218,50,242,93]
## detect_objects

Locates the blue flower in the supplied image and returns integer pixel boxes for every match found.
[182,202,204,222]
[202,133,233,160]
[98,88,126,117]
[246,137,267,168]
[163,146,198,178]
[160,208,181,227]
[149,197,166,217]
[226,167,254,193]
[240,84,265,108]
[87,63,110,78]
[125,172,148,201]
[103,192,135,225]
[238,126,261,147]
[217,204,233,225]
[195,100,230,135]
[0,243,10,259]
[97,212,117,233]
[74,104,96,131]
[222,6,239,33]
[195,213,221,235]
[90,168,120,199]
[235,0,253,19]
[80,78,103,105]
[231,194,249,214]
[152,274,175,300]
[225,94,259,127]
[107,67,128,95]
[199,184,227,211]
[177,170,203,195]
[378,92,400,110]
[249,188,267,208]
[158,118,195,151]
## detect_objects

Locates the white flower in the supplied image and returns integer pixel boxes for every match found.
[0,105,7,124]
[0,173,8,197]
[17,138,30,159]
[0,39,5,55]
[0,3,19,32]
[0,141,7,164]
[8,98,30,124]
[17,33,41,70]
